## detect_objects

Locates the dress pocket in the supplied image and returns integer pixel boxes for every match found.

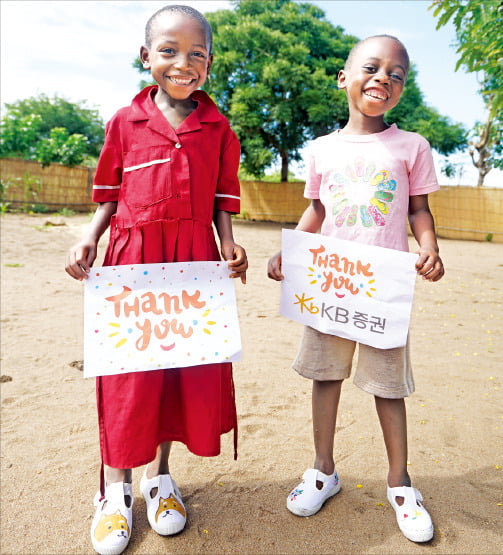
[123,145,173,208]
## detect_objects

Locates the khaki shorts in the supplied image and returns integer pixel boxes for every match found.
[292,326,414,399]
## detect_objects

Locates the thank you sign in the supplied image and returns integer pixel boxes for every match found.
[84,261,241,377]
[280,229,417,349]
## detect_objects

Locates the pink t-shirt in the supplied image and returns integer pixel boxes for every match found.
[304,124,439,252]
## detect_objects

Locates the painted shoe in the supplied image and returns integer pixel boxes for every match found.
[387,485,434,542]
[90,482,133,555]
[140,472,186,535]
[287,468,341,517]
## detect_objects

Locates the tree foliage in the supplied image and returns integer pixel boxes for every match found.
[204,0,355,180]
[430,0,503,185]
[34,128,89,168]
[0,94,104,166]
[430,0,502,114]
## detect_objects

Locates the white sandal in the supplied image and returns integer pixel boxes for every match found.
[387,485,434,542]
[140,471,186,535]
[287,468,341,517]
[90,482,133,555]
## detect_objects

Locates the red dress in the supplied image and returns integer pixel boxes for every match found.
[92,86,241,468]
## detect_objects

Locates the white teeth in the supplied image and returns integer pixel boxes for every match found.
[364,89,386,100]
[170,77,192,85]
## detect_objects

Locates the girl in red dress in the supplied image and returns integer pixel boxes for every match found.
[66,5,247,554]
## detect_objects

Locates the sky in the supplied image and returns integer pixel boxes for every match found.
[1,0,500,186]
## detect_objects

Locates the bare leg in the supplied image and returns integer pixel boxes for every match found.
[312,380,343,478]
[146,441,172,477]
[105,466,132,484]
[143,441,172,498]
[374,396,410,503]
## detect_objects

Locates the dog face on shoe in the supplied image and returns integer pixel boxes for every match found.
[155,494,186,522]
[93,510,130,542]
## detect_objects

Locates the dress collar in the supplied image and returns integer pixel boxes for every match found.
[128,86,224,127]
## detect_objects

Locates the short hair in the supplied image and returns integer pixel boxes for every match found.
[145,4,213,53]
[345,35,410,73]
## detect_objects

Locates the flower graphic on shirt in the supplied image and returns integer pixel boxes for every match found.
[327,157,397,228]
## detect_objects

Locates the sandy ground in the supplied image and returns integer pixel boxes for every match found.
[1,212,502,555]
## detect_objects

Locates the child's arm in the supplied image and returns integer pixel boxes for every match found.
[214,209,248,284]
[408,194,444,282]
[65,202,118,281]
[267,199,326,281]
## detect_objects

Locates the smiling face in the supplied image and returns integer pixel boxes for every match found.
[338,37,409,128]
[140,12,212,102]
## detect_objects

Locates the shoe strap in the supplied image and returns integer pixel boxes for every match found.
[142,473,182,502]
[303,468,334,485]
[388,485,423,507]
[100,481,133,512]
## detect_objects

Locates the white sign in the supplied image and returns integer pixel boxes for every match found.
[84,262,241,377]
[280,229,417,349]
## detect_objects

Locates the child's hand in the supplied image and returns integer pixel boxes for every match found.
[267,251,283,281]
[65,239,98,281]
[221,242,248,284]
[415,246,444,282]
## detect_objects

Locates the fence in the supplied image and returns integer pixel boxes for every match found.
[239,179,503,243]
[0,158,95,211]
[1,158,502,242]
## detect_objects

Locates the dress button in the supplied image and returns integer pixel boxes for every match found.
[175,142,182,149]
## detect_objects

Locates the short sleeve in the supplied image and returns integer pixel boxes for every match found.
[304,142,322,199]
[408,137,439,196]
[92,113,124,203]
[214,127,241,214]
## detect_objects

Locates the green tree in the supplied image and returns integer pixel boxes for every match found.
[430,0,502,113]
[467,113,503,186]
[34,127,88,168]
[204,0,355,181]
[0,94,104,165]
[0,113,43,158]
[430,0,502,185]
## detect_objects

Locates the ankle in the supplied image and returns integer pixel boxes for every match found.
[314,459,335,476]
[145,463,170,479]
[387,471,411,488]
[105,467,132,485]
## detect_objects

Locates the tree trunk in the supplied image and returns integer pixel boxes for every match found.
[469,115,492,187]
[280,151,289,182]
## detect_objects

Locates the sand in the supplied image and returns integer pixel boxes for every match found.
[1,213,502,555]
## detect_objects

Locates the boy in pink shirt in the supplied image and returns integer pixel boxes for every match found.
[268,35,444,543]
